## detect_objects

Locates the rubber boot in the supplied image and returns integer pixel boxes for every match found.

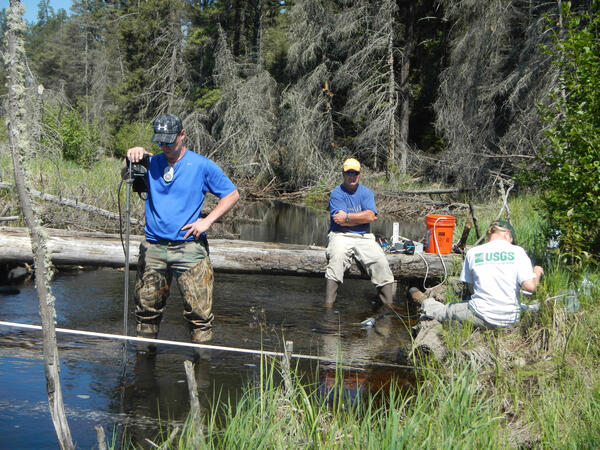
[136,323,159,355]
[325,279,339,307]
[191,327,213,343]
[377,283,395,305]
[408,287,426,304]
[191,327,213,360]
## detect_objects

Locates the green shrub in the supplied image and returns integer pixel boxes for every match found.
[531,5,600,259]
[42,105,100,168]
[193,87,221,110]
[112,121,154,158]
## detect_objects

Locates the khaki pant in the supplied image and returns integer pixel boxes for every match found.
[325,232,394,287]
[135,240,214,335]
[421,298,494,329]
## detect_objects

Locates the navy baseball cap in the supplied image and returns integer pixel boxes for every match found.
[151,114,183,144]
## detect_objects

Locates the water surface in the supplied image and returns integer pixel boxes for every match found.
[0,203,421,448]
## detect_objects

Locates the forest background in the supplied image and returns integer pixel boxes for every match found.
[1,0,599,257]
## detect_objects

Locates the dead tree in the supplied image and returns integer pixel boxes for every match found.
[211,28,279,183]
[279,0,338,188]
[4,2,74,448]
[332,0,401,174]
[434,0,562,188]
[138,0,189,116]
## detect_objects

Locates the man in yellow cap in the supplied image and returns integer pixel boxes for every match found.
[325,158,395,306]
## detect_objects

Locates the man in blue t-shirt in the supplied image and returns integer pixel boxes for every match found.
[325,158,394,306]
[126,114,239,348]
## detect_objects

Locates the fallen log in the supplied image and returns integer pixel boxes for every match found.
[386,188,473,195]
[0,181,138,224]
[410,319,447,361]
[0,227,459,280]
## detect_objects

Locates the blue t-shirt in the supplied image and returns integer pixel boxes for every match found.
[328,184,377,234]
[144,150,236,242]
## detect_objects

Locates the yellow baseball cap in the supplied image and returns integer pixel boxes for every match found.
[342,158,361,172]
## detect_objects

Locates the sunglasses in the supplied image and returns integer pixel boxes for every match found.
[156,141,176,147]
[344,171,360,176]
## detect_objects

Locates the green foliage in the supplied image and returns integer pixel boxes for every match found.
[115,0,181,123]
[184,3,221,88]
[261,12,291,84]
[193,88,221,111]
[532,4,600,259]
[112,122,153,158]
[304,180,331,208]
[42,106,100,168]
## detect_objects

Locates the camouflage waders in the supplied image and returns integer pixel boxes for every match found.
[135,239,214,341]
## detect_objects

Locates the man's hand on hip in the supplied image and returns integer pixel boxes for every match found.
[182,218,212,239]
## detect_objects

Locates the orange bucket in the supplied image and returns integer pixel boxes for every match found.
[425,214,456,254]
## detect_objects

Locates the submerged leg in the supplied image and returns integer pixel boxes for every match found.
[176,256,214,343]
[134,266,170,354]
[377,283,395,305]
[325,278,339,307]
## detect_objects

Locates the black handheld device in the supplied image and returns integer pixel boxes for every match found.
[128,154,150,194]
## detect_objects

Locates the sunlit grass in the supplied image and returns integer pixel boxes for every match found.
[27,156,124,208]
[1,153,124,204]
[143,359,502,449]
[0,152,144,231]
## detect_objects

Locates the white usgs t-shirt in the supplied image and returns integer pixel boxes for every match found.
[460,239,536,327]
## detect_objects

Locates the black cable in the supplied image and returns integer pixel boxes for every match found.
[117,178,126,256]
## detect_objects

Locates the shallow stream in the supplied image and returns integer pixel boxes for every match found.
[0,202,426,448]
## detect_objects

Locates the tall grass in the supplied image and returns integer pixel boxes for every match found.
[0,153,123,203]
[140,357,501,449]
[0,152,144,232]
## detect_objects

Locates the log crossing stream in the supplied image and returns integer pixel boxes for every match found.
[0,226,458,280]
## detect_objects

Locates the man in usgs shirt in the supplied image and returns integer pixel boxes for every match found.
[419,220,544,328]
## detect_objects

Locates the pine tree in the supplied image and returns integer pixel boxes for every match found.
[116,0,190,124]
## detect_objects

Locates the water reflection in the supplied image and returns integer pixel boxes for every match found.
[238,200,426,246]
[0,269,417,447]
[315,304,414,407]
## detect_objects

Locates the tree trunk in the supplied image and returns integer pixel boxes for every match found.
[232,0,243,56]
[386,31,397,178]
[167,7,181,111]
[251,0,262,64]
[398,1,416,175]
[5,2,73,449]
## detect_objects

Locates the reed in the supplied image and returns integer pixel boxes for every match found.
[141,356,501,449]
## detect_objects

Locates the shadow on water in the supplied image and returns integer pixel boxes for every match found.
[0,202,423,448]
